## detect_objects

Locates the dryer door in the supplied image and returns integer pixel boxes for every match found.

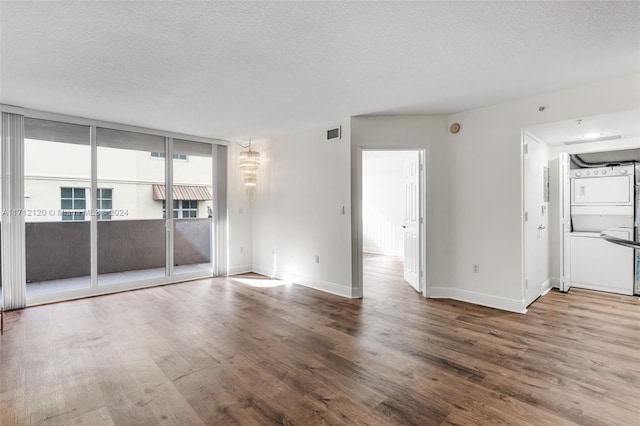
[572,175,632,205]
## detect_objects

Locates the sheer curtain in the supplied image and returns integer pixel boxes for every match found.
[1,112,26,310]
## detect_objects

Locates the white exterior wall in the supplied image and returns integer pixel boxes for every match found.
[23,139,214,222]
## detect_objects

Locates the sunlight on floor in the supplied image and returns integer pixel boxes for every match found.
[231,277,289,288]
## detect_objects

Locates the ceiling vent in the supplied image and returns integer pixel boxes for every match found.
[563,134,622,146]
[327,126,341,140]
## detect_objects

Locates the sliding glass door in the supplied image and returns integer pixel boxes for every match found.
[24,118,91,297]
[97,128,168,286]
[171,139,214,276]
[0,108,227,309]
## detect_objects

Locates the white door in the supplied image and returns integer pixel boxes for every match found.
[403,157,420,292]
[559,152,572,292]
[523,134,549,306]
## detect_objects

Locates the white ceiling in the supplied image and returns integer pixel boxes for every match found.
[527,108,640,146]
[1,1,639,141]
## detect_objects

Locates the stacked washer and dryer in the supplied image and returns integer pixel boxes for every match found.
[569,160,638,295]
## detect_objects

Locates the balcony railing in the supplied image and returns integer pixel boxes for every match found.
[0,218,212,285]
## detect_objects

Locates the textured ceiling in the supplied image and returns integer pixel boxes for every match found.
[527,109,640,146]
[1,1,639,140]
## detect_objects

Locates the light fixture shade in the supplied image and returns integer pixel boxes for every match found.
[239,145,260,189]
[239,150,260,169]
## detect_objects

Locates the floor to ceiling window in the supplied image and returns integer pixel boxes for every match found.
[24,118,91,297]
[172,139,214,276]
[97,127,168,286]
[0,107,227,309]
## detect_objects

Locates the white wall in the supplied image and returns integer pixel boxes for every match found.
[248,73,639,312]
[446,73,639,310]
[227,142,253,274]
[251,121,353,297]
[351,115,451,296]
[362,151,417,257]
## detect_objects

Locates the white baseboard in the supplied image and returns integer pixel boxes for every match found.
[228,265,253,275]
[549,277,560,289]
[541,279,553,295]
[250,264,358,299]
[250,264,274,278]
[363,247,403,257]
[428,287,527,314]
[570,282,634,296]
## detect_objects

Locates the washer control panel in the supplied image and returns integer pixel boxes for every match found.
[571,165,633,178]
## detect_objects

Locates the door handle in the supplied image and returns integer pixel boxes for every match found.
[537,225,546,230]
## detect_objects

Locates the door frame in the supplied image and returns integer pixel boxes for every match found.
[354,146,429,298]
[0,104,229,308]
[559,152,571,292]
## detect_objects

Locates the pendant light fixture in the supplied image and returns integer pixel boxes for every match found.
[239,140,260,187]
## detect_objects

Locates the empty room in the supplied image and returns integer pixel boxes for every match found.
[1,1,639,425]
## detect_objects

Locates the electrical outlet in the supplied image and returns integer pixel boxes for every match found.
[473,264,480,274]
[316,255,320,264]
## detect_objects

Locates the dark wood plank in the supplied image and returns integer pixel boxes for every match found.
[0,254,638,425]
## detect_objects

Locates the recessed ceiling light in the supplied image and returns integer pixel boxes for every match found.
[583,132,602,139]
[564,134,622,145]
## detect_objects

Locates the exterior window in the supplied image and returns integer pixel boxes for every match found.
[151,152,188,161]
[97,188,113,220]
[181,200,198,218]
[162,200,178,219]
[61,187,113,221]
[162,200,198,218]
[61,187,86,221]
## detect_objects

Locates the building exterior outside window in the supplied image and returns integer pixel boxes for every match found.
[60,187,86,221]
[61,187,114,220]
[162,200,199,218]
[26,142,212,222]
[97,188,113,220]
[151,151,188,161]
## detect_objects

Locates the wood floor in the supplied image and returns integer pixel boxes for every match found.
[1,254,639,425]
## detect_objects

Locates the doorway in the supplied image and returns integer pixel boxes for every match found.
[522,132,550,307]
[522,108,640,308]
[361,150,425,296]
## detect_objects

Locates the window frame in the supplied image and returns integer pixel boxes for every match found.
[61,187,113,221]
[97,188,113,220]
[162,199,198,218]
[60,187,87,221]
[151,151,188,161]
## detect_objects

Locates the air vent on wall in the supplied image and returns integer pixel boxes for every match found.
[327,126,341,140]
[563,134,622,145]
